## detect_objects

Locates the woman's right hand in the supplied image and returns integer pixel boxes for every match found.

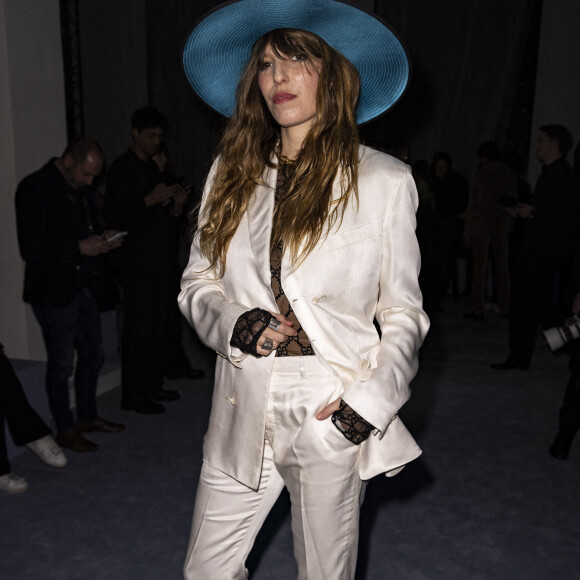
[255,312,296,356]
[230,308,296,357]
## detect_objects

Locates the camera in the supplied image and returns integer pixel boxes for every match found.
[542,315,580,351]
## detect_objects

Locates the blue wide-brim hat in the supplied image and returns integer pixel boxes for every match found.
[183,0,409,125]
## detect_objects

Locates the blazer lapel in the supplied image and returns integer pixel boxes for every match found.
[247,165,277,287]
[281,171,344,284]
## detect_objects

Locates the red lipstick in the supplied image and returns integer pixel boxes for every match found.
[273,92,296,104]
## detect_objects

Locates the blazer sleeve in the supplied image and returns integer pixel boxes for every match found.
[341,165,430,434]
[178,160,250,365]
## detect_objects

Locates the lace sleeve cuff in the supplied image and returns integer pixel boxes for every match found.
[230,308,272,357]
[331,399,375,445]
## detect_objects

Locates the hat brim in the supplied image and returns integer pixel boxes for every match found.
[183,0,409,125]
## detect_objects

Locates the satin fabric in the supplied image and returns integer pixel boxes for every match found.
[179,145,430,490]
[184,356,363,580]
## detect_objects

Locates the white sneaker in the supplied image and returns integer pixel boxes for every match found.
[26,435,68,468]
[0,473,29,494]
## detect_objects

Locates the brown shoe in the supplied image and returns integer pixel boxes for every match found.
[56,430,99,452]
[76,417,126,434]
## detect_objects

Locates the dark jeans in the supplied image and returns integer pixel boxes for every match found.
[32,288,104,433]
[0,343,50,475]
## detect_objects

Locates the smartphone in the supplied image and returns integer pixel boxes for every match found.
[107,231,128,242]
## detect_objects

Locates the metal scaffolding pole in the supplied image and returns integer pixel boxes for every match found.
[59,0,84,141]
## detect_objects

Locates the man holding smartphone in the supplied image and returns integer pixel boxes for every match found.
[105,107,202,415]
[15,138,125,452]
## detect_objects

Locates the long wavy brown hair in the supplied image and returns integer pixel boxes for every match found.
[197,28,360,276]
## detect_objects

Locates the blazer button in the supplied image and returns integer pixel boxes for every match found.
[226,396,236,406]
[312,295,327,303]
[359,359,370,370]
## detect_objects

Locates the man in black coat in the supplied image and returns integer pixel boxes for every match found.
[15,138,125,452]
[105,107,201,415]
[492,125,580,370]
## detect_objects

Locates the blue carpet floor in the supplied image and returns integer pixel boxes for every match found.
[2,296,579,579]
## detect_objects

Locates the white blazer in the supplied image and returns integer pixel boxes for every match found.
[179,145,430,490]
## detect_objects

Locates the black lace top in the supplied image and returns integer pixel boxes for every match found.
[229,158,375,444]
[270,162,314,357]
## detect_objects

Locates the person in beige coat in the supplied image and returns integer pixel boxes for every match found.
[178,1,429,578]
[463,141,517,320]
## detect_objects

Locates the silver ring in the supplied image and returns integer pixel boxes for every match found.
[262,338,274,351]
[268,318,281,332]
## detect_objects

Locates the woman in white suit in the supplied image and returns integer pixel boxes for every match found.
[179,1,429,578]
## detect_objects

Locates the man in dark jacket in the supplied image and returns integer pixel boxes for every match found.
[105,107,201,415]
[15,138,125,452]
[492,125,580,370]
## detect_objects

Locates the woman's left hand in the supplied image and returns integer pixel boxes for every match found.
[318,399,376,444]
[315,397,341,420]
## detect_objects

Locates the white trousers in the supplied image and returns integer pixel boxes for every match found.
[184,356,364,580]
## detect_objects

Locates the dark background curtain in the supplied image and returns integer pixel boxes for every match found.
[78,0,540,197]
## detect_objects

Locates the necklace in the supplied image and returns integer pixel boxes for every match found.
[278,154,298,166]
